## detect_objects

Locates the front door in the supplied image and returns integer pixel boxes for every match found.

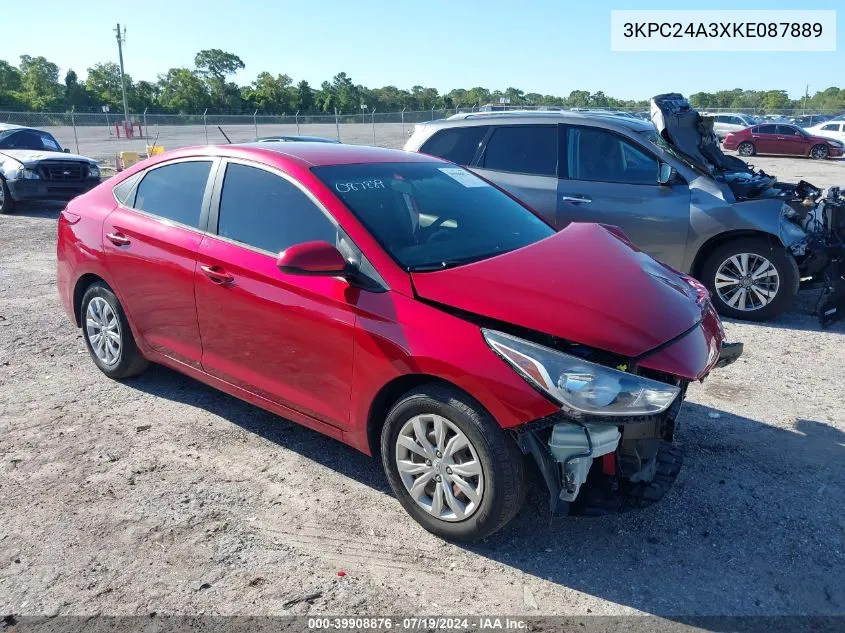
[102,159,215,368]
[557,125,692,270]
[194,160,357,429]
[776,125,811,155]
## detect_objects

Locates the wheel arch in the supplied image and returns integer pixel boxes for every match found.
[690,229,785,280]
[72,273,109,326]
[366,374,491,460]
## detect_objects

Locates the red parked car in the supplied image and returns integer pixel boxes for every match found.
[57,143,741,540]
[723,123,844,159]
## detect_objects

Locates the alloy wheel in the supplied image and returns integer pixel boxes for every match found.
[738,142,754,156]
[810,145,829,159]
[86,297,121,365]
[714,252,780,312]
[394,413,484,522]
[0,184,5,206]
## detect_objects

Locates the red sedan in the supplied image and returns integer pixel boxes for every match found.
[57,143,738,540]
[723,123,844,159]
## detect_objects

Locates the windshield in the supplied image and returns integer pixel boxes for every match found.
[637,130,710,176]
[312,162,555,271]
[0,129,63,151]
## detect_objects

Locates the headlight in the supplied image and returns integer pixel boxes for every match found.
[20,168,40,180]
[88,165,100,178]
[482,329,680,416]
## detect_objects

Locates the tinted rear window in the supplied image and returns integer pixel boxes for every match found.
[419,126,489,165]
[134,161,212,228]
[481,125,558,176]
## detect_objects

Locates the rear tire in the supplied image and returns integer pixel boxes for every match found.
[701,237,798,321]
[0,177,16,215]
[737,141,755,157]
[381,384,524,542]
[809,144,829,160]
[81,282,149,379]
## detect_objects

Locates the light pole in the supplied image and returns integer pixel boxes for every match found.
[114,24,131,132]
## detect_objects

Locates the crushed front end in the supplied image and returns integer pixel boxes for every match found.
[650,93,845,326]
[485,303,741,517]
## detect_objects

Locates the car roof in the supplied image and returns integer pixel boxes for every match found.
[432,111,654,133]
[0,123,29,132]
[255,134,340,143]
[232,142,443,167]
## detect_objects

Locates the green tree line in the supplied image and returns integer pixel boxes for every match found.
[1,50,843,115]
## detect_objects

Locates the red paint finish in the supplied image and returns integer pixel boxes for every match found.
[277,241,347,275]
[102,206,205,369]
[723,126,843,157]
[194,235,357,429]
[57,143,731,460]
[410,223,706,358]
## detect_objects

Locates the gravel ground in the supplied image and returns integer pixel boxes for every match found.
[1,172,844,620]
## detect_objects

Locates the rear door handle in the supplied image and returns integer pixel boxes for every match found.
[561,194,592,204]
[200,265,235,285]
[106,232,131,246]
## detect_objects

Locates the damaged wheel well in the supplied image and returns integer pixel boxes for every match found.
[690,230,784,279]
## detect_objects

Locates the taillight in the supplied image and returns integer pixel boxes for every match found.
[60,209,81,224]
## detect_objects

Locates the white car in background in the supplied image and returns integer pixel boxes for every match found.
[806,120,845,144]
[706,113,758,140]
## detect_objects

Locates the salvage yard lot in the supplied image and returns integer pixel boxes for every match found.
[1,156,844,619]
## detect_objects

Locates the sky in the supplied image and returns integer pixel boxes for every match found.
[1,0,841,101]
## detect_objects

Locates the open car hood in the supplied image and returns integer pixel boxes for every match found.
[650,93,777,199]
[410,223,707,359]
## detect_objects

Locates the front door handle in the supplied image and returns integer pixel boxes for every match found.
[106,232,131,246]
[200,265,235,285]
[561,194,592,204]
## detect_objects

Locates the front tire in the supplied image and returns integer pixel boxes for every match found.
[701,237,798,321]
[81,282,149,379]
[809,144,829,160]
[0,177,16,215]
[381,384,524,542]
[737,141,756,157]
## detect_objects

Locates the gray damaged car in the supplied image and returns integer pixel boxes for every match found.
[0,124,101,215]
[404,95,845,324]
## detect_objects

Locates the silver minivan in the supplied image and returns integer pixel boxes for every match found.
[404,110,837,321]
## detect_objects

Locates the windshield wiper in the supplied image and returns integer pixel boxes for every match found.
[407,250,515,272]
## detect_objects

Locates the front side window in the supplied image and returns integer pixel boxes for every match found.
[312,162,554,271]
[217,163,338,254]
[567,127,658,185]
[419,126,489,165]
[134,161,212,228]
[481,125,557,176]
[821,123,840,132]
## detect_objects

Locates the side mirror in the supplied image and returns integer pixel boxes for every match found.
[657,162,676,185]
[63,148,71,153]
[277,241,347,276]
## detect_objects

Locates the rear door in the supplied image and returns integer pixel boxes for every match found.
[194,160,357,429]
[776,125,810,155]
[752,124,779,153]
[102,159,216,368]
[470,124,559,225]
[558,124,691,270]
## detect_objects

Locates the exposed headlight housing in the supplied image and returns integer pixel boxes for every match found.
[20,168,40,180]
[482,329,680,417]
[88,164,100,178]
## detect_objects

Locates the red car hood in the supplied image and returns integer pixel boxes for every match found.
[410,223,706,359]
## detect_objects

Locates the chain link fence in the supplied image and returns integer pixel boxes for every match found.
[1,106,841,164]
[0,109,458,164]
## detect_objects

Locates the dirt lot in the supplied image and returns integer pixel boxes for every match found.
[1,157,844,620]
